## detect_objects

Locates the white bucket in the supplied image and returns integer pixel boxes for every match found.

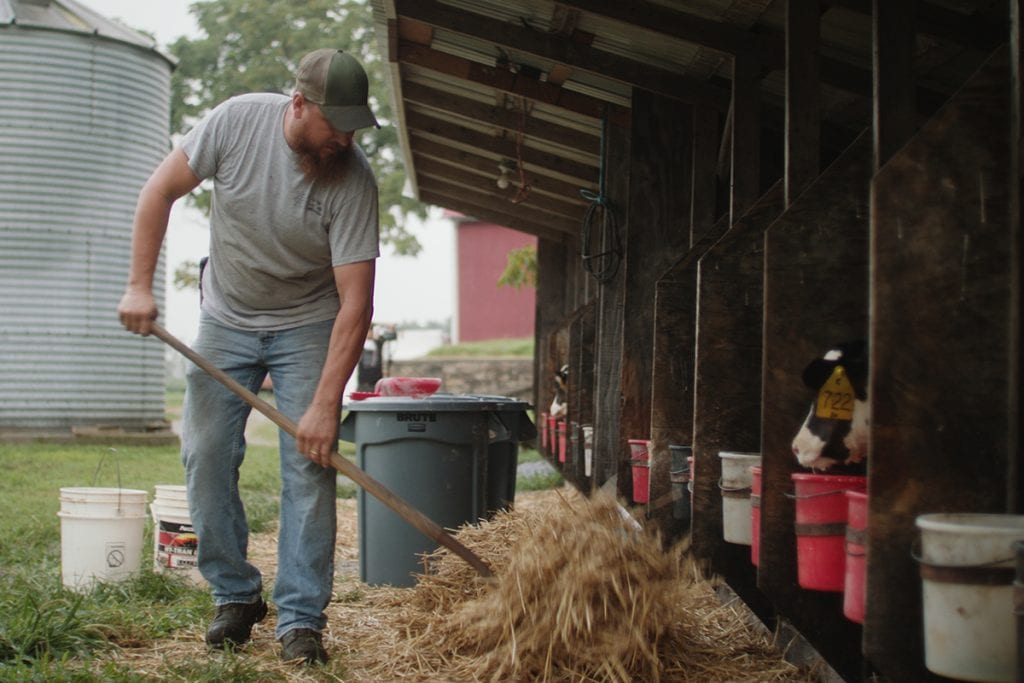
[718,452,761,545]
[151,485,203,585]
[582,426,593,477]
[916,513,1024,683]
[58,487,147,591]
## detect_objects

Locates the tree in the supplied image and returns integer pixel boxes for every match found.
[166,0,424,289]
[497,244,537,289]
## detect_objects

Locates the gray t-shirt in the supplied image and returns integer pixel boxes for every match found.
[180,93,379,330]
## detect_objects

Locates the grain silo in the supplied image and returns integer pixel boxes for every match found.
[0,0,175,437]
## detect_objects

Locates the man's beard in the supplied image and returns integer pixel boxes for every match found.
[294,138,352,183]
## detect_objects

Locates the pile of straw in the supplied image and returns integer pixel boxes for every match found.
[338,488,811,682]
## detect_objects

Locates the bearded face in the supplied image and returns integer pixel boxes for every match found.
[293,134,353,184]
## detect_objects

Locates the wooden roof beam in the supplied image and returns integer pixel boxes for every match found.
[560,0,950,111]
[824,0,1005,52]
[415,155,587,221]
[419,185,578,242]
[397,0,730,109]
[401,80,600,157]
[405,109,598,186]
[411,137,596,202]
[397,39,630,127]
[555,0,757,59]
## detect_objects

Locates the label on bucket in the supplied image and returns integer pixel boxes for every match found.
[106,541,127,569]
[156,519,198,570]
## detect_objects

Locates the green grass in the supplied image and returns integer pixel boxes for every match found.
[426,337,533,357]
[516,468,564,491]
[0,435,281,679]
[0,388,559,679]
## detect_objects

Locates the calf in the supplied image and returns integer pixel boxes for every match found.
[549,364,569,418]
[791,340,869,473]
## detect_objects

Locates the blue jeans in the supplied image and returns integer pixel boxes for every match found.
[181,313,337,639]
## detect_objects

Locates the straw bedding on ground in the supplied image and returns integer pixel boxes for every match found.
[115,487,816,682]
[327,487,813,682]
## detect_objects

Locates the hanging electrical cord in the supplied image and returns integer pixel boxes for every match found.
[511,99,532,204]
[580,108,621,283]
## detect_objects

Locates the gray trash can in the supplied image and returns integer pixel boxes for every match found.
[340,394,534,586]
[471,394,537,517]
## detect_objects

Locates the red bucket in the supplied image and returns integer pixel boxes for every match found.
[539,411,549,452]
[556,420,567,463]
[791,473,867,592]
[628,439,649,462]
[547,415,558,456]
[844,490,868,623]
[751,466,762,566]
[632,462,650,504]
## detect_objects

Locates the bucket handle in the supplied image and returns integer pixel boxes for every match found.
[784,488,849,500]
[91,448,125,513]
[911,539,1017,586]
[718,478,752,494]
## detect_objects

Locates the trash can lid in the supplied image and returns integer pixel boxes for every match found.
[344,392,532,412]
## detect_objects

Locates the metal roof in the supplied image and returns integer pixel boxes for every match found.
[371,0,1005,242]
[0,0,175,66]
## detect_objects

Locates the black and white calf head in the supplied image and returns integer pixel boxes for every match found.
[791,340,869,472]
[549,364,569,418]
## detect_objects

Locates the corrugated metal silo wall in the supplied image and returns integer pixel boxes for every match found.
[0,26,172,430]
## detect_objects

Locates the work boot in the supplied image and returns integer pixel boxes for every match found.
[280,628,328,664]
[205,597,268,649]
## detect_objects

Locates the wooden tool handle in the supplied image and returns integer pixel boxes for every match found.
[149,322,493,578]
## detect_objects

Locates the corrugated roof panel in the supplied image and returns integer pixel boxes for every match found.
[438,0,557,29]
[401,62,604,137]
[1,0,174,64]
[424,27,632,108]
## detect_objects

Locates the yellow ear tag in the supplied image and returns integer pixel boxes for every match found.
[815,366,855,420]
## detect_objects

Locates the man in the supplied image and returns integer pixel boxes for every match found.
[117,48,380,665]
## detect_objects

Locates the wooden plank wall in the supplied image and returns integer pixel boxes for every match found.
[567,302,596,489]
[867,46,1017,680]
[690,181,784,616]
[534,237,569,450]
[645,105,723,539]
[591,115,631,487]
[648,215,729,537]
[761,130,873,682]
[535,10,1020,682]
[616,91,694,502]
[1015,1,1024,510]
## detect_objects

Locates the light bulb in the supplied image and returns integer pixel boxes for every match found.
[496,174,510,189]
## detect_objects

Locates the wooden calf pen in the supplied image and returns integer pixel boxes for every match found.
[535,37,1019,683]
[375,2,1022,680]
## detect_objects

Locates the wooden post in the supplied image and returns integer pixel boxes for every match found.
[867,46,1015,680]
[691,105,720,247]
[592,111,631,490]
[691,182,783,618]
[621,91,693,513]
[761,131,872,681]
[873,0,916,169]
[731,53,761,223]
[785,0,820,206]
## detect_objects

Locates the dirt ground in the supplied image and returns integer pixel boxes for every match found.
[109,484,813,682]
[135,404,813,681]
[110,489,564,681]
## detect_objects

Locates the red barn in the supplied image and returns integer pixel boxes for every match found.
[452,214,536,343]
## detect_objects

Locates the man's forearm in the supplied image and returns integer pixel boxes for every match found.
[310,303,373,411]
[126,189,174,292]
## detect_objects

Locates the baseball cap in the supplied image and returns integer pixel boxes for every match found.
[295,48,380,131]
